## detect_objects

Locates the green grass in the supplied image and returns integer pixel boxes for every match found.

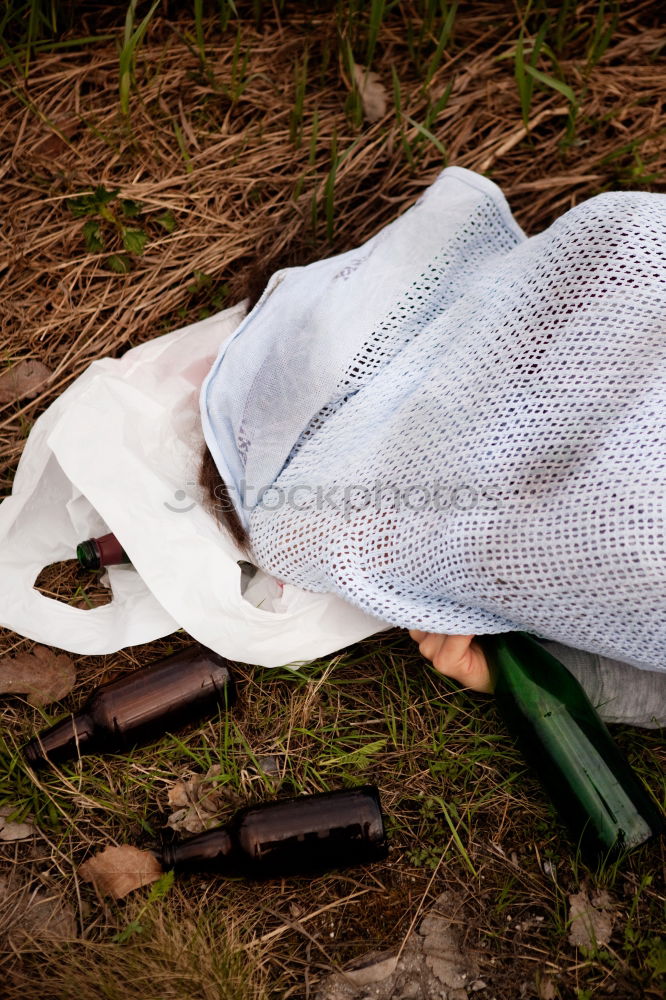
[1,629,664,997]
[0,0,635,257]
[5,880,272,999]
[119,0,160,117]
[1,2,664,997]
[0,0,600,123]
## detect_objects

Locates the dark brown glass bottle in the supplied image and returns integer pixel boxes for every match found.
[23,646,234,767]
[76,533,130,570]
[159,786,388,878]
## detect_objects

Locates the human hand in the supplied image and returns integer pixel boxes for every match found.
[408,630,492,693]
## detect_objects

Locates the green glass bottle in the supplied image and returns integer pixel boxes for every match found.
[76,532,130,571]
[480,632,663,861]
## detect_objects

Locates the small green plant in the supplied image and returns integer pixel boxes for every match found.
[218,0,240,33]
[403,112,447,162]
[176,269,230,320]
[343,40,363,128]
[289,48,309,148]
[222,26,251,105]
[391,65,415,168]
[68,584,95,609]
[645,936,666,978]
[512,0,577,130]
[423,1,457,89]
[407,792,476,875]
[119,0,160,116]
[67,185,176,273]
[113,870,175,944]
[585,0,619,71]
[323,129,338,241]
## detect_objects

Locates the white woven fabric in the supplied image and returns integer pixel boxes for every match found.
[201,167,666,672]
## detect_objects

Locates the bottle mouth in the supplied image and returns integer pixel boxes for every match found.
[76,539,100,570]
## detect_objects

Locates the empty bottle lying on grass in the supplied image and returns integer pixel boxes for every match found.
[23,645,234,765]
[481,632,664,862]
[21,630,661,862]
[158,786,388,878]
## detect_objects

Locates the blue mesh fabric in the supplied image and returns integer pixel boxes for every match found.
[202,168,666,671]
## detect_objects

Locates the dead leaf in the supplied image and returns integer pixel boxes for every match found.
[342,951,398,986]
[0,644,76,706]
[33,118,79,158]
[166,765,240,834]
[537,976,557,1000]
[317,891,480,1000]
[0,805,37,842]
[79,845,162,900]
[352,63,387,123]
[0,360,52,404]
[568,887,615,952]
[420,893,478,990]
[167,781,190,810]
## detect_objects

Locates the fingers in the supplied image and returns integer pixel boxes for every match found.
[410,630,472,665]
[408,629,492,694]
[415,632,446,662]
[436,633,476,666]
[432,635,491,694]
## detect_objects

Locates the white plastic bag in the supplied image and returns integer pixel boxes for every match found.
[0,304,388,665]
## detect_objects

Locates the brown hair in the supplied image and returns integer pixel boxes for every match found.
[198,250,308,551]
[198,443,250,551]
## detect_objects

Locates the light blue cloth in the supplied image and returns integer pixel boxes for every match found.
[201,167,666,673]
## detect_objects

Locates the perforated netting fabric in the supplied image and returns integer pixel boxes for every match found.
[201,167,666,671]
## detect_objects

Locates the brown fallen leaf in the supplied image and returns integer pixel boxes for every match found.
[0,805,37,842]
[0,644,76,706]
[420,891,478,989]
[568,887,615,952]
[341,951,398,987]
[0,359,52,404]
[166,764,241,834]
[32,118,79,158]
[167,780,192,810]
[79,845,163,900]
[352,63,387,123]
[537,976,557,1000]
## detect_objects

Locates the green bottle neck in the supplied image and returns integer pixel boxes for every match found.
[77,534,130,570]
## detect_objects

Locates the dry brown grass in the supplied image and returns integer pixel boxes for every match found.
[1,2,664,488]
[1,3,665,998]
